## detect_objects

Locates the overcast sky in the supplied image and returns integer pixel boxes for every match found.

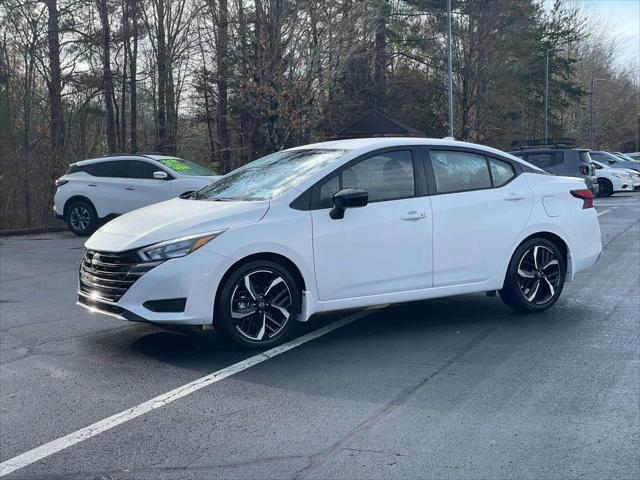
[545,0,640,71]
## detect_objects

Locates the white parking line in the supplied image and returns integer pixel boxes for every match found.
[597,209,611,216]
[0,307,383,477]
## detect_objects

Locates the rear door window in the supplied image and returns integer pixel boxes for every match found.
[430,150,492,193]
[84,161,129,178]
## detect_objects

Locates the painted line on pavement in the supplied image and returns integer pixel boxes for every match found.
[597,209,611,216]
[0,307,384,477]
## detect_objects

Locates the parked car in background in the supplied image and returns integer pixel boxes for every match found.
[590,160,635,196]
[589,151,640,173]
[612,152,639,162]
[509,139,598,195]
[77,138,602,349]
[626,152,640,161]
[55,154,219,235]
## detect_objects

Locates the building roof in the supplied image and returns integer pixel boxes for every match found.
[332,110,424,139]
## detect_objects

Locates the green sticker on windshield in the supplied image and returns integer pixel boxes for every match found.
[160,159,192,172]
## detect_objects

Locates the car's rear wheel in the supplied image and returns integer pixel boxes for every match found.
[597,178,613,197]
[65,200,97,236]
[499,238,565,312]
[215,260,301,349]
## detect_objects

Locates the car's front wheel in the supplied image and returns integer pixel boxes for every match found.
[597,178,614,197]
[65,200,98,236]
[215,260,301,349]
[499,238,566,312]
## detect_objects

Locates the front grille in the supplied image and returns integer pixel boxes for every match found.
[79,249,161,303]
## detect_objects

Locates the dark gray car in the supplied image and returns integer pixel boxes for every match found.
[509,147,599,195]
[590,151,640,173]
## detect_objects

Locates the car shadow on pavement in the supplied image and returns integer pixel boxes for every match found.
[123,292,570,377]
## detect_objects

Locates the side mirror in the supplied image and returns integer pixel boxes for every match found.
[153,171,169,180]
[330,188,368,220]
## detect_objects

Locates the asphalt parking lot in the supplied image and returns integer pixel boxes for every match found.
[1,194,638,479]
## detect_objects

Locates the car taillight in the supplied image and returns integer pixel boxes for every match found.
[571,189,594,209]
[579,165,589,175]
[55,179,68,187]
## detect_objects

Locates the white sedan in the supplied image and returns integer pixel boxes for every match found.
[591,160,637,196]
[78,138,602,348]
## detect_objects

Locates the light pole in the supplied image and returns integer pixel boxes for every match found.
[446,0,453,138]
[544,47,564,140]
[589,78,605,149]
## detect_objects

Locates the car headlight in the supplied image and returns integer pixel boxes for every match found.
[138,231,225,261]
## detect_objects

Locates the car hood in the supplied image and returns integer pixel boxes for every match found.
[86,198,269,252]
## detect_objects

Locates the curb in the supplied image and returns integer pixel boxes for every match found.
[0,226,68,237]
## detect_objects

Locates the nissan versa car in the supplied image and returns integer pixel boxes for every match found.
[78,138,602,348]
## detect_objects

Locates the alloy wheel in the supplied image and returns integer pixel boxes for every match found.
[230,269,293,341]
[70,206,91,232]
[516,245,561,305]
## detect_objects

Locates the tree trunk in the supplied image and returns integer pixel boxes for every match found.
[129,0,138,152]
[197,25,215,163]
[119,0,129,152]
[374,0,387,108]
[155,0,168,153]
[217,0,230,169]
[97,0,117,152]
[45,0,64,159]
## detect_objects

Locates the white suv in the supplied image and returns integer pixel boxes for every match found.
[54,154,218,235]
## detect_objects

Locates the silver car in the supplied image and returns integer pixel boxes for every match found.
[589,151,640,173]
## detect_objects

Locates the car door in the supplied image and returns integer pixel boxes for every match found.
[425,149,533,287]
[84,160,129,216]
[311,148,433,301]
[121,160,174,212]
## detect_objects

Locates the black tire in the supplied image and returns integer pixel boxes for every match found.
[597,178,614,197]
[215,260,301,349]
[499,238,566,312]
[65,200,98,236]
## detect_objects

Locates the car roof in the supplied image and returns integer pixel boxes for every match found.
[289,136,533,166]
[73,154,181,167]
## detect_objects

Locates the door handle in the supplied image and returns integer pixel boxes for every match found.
[401,211,428,221]
[88,183,97,187]
[125,186,135,191]
[504,193,526,201]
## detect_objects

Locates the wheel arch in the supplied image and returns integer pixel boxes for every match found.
[516,231,571,279]
[214,252,308,320]
[63,195,98,218]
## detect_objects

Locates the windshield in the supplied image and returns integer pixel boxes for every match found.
[193,149,348,201]
[615,153,639,162]
[158,158,217,176]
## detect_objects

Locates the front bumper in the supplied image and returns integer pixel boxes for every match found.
[77,246,234,325]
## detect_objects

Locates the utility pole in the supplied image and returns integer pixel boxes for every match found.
[589,78,605,149]
[544,47,564,140]
[447,0,453,138]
